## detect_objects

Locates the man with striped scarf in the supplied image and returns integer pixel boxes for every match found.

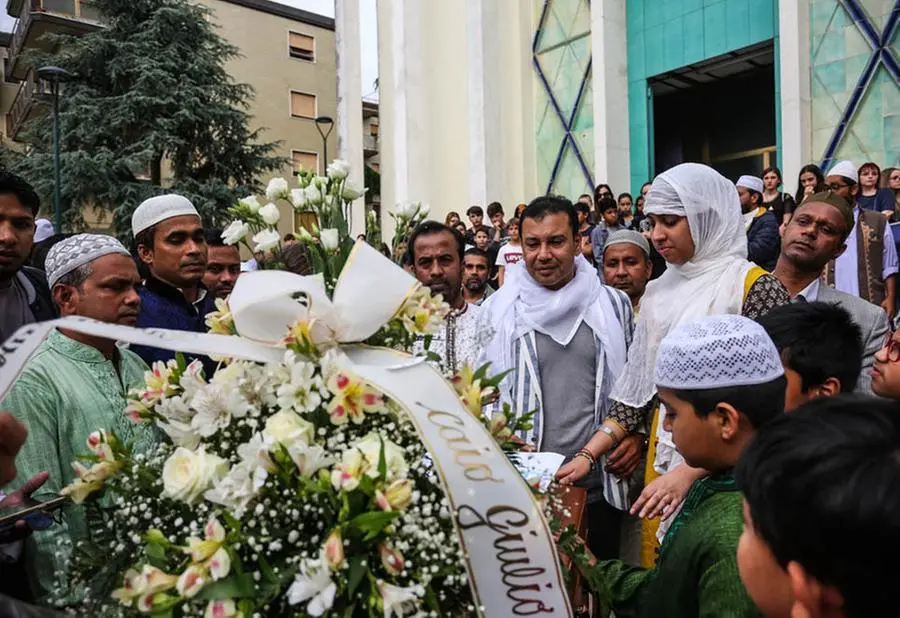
[479,195,641,560]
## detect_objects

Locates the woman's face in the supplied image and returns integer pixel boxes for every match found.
[648,214,695,265]
[890,170,900,191]
[860,166,879,189]
[800,171,818,190]
[763,171,780,191]
[635,196,645,213]
[448,215,460,227]
[618,196,633,213]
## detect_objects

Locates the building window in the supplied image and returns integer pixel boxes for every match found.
[290,91,316,119]
[370,123,378,137]
[289,32,315,62]
[292,150,319,174]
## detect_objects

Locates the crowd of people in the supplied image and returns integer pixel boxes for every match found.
[0,155,897,616]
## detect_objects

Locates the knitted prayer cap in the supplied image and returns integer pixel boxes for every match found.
[797,191,854,232]
[131,194,199,236]
[826,160,858,184]
[736,175,764,194]
[655,314,784,390]
[603,229,650,257]
[46,233,131,288]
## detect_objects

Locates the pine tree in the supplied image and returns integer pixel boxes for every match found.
[14,0,284,237]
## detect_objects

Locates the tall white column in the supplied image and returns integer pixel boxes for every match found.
[334,0,365,236]
[778,0,812,186]
[591,0,630,189]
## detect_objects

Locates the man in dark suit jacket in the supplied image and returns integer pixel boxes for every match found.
[773,192,889,392]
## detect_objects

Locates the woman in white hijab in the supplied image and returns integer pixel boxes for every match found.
[555,163,789,564]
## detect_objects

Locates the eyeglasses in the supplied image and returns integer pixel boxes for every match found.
[827,182,850,191]
[881,332,900,363]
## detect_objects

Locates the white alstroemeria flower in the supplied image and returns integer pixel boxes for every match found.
[204,460,265,517]
[259,202,281,225]
[162,447,228,505]
[330,448,366,492]
[326,159,350,180]
[286,558,337,616]
[176,564,207,598]
[288,442,334,477]
[252,229,281,253]
[221,220,249,246]
[263,410,315,449]
[179,361,206,400]
[290,188,307,209]
[341,179,366,201]
[265,177,290,202]
[86,430,114,461]
[204,599,239,618]
[239,196,262,214]
[379,582,423,617]
[236,432,276,474]
[207,547,231,581]
[158,418,201,450]
[190,384,251,438]
[275,360,323,413]
[320,228,340,252]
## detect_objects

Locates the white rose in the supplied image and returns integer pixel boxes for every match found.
[259,202,281,225]
[341,180,366,201]
[264,410,315,448]
[290,188,307,209]
[326,159,351,180]
[252,229,281,253]
[266,177,290,202]
[239,196,261,214]
[162,447,228,505]
[320,228,340,252]
[354,434,408,482]
[221,220,249,245]
[304,184,323,206]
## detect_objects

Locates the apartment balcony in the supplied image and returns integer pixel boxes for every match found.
[6,67,52,140]
[363,132,378,157]
[6,0,102,81]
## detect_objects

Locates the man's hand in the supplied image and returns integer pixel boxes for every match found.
[0,471,50,543]
[555,456,592,485]
[0,413,27,486]
[881,296,896,320]
[605,434,644,478]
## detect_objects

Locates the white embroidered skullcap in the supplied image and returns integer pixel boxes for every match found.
[46,233,131,288]
[655,314,784,390]
[604,229,650,257]
[131,194,199,236]
[34,218,54,243]
[736,175,764,194]
[826,160,858,183]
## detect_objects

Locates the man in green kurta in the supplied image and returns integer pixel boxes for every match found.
[581,315,787,617]
[1,234,158,604]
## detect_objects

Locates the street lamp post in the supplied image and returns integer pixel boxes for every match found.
[36,66,74,233]
[314,116,334,173]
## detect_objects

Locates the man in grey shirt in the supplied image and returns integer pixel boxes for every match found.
[480,195,640,560]
[0,171,56,342]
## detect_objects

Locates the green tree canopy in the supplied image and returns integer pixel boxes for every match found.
[15,0,284,238]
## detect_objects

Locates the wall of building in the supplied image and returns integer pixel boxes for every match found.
[626,0,779,192]
[197,0,337,237]
[809,0,899,170]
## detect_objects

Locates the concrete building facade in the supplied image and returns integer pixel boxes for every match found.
[373,0,899,228]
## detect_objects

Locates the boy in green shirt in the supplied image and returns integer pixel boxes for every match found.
[579,314,785,617]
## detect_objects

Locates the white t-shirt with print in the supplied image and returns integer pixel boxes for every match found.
[495,243,523,267]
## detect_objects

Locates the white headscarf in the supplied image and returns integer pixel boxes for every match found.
[480,254,627,388]
[610,163,753,409]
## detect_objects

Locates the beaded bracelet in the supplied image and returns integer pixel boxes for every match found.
[575,448,596,471]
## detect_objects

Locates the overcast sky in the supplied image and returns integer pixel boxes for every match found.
[1,0,379,99]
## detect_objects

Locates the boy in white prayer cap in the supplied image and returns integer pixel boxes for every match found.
[130,194,215,372]
[737,175,780,271]
[823,160,898,317]
[575,314,786,618]
[1,234,159,603]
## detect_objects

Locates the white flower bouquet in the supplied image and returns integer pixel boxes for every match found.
[46,161,572,618]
